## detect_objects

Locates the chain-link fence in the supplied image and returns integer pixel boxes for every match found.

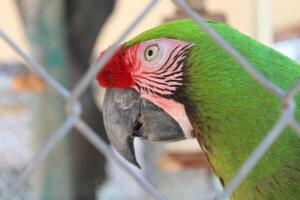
[0,0,300,199]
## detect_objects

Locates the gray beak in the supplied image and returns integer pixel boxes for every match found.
[102,88,185,168]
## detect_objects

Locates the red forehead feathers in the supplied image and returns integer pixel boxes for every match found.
[96,45,134,88]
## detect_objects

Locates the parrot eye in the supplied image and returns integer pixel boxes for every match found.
[144,44,159,61]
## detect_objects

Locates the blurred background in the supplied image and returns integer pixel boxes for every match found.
[0,0,299,200]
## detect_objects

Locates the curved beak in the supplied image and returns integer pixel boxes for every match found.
[102,88,185,168]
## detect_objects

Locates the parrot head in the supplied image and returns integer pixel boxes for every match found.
[95,19,300,200]
[97,21,196,168]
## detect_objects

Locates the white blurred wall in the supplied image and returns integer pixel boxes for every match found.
[94,0,177,53]
[2,0,300,60]
[0,0,29,60]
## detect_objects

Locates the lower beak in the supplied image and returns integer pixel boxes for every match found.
[102,88,185,168]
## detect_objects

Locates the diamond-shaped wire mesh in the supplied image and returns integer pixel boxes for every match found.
[0,0,300,200]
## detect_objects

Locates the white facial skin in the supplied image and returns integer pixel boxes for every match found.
[127,38,193,96]
[125,38,195,139]
[136,39,179,70]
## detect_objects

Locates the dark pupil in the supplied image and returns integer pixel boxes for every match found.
[148,49,153,56]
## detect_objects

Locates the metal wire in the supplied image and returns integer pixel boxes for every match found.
[173,0,300,199]
[75,119,166,200]
[0,174,24,200]
[173,0,285,97]
[0,29,69,98]
[1,0,300,200]
[67,0,159,108]
[1,114,79,200]
[0,10,165,198]
[214,100,295,200]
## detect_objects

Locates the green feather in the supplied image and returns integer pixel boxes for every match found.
[126,19,300,200]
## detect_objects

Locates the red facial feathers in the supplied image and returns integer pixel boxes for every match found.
[96,45,134,88]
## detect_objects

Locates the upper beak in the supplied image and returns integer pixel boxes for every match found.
[102,88,185,168]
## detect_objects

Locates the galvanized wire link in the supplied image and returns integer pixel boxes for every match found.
[0,175,24,200]
[282,78,300,104]
[283,78,300,137]
[67,0,159,108]
[214,100,295,200]
[1,0,300,200]
[0,28,82,115]
[173,0,285,97]
[173,0,300,199]
[1,113,79,200]
[75,119,166,200]
[0,29,69,98]
[0,6,165,200]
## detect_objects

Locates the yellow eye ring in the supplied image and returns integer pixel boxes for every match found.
[144,45,159,61]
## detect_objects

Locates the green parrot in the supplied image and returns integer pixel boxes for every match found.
[96,19,300,200]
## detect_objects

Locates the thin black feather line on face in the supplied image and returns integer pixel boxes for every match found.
[143,45,181,75]
[160,59,185,78]
[136,71,181,96]
[136,79,175,94]
[148,45,192,79]
[135,83,141,91]
[136,82,172,97]
[151,45,190,75]
[153,44,188,72]
[139,78,180,91]
[136,43,194,98]
[134,74,181,85]
[148,67,184,84]
[150,49,188,80]
[136,82,176,97]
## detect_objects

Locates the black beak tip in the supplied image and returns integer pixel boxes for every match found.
[132,159,141,169]
[127,137,141,169]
